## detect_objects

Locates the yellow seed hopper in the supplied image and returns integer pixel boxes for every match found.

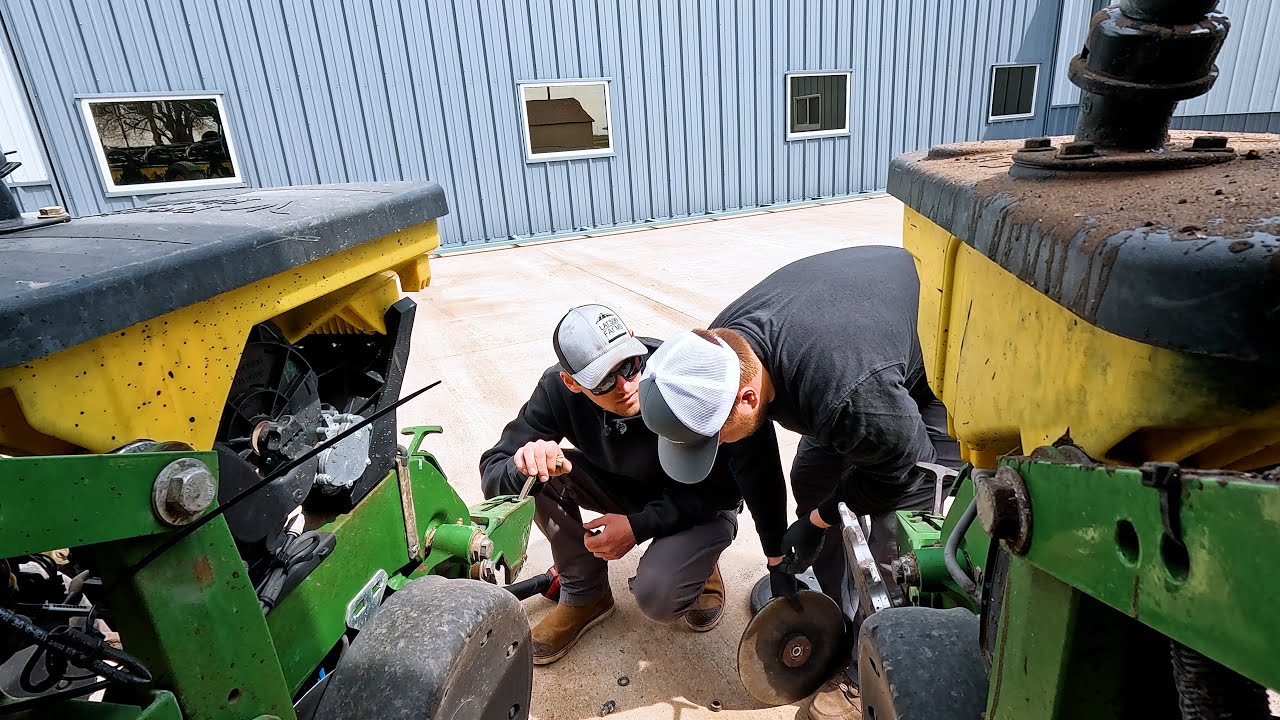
[0,182,442,457]
[889,132,1280,470]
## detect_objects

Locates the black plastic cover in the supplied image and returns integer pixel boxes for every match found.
[0,182,447,370]
[887,132,1280,363]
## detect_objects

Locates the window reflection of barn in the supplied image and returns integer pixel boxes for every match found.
[525,98,596,154]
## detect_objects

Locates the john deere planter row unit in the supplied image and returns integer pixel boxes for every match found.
[847,2,1280,718]
[0,178,535,719]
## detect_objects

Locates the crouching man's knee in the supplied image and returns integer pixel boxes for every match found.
[629,573,690,623]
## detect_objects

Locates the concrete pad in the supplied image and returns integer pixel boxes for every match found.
[400,195,905,720]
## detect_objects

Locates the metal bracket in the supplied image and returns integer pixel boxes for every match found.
[395,454,421,560]
[838,502,894,615]
[1141,462,1184,548]
[345,569,389,631]
[916,461,959,515]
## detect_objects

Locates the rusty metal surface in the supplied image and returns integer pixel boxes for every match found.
[887,131,1280,362]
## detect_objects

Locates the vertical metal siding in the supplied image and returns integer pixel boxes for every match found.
[1,22,50,185]
[3,0,1271,245]
[1048,105,1280,136]
[1051,0,1280,117]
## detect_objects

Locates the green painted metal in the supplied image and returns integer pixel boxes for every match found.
[894,472,987,612]
[1,426,534,718]
[267,468,415,694]
[269,430,535,693]
[89,519,296,720]
[430,522,483,560]
[1005,457,1280,691]
[895,510,943,554]
[0,451,218,557]
[4,691,182,720]
[469,495,535,579]
[985,555,1184,719]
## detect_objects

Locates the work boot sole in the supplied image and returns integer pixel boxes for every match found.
[532,604,616,666]
[684,605,724,633]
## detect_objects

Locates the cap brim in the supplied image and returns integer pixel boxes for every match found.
[657,433,721,484]
[572,336,648,389]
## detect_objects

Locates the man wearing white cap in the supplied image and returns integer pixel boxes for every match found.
[638,246,960,720]
[480,304,741,666]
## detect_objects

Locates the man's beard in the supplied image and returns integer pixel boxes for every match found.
[725,406,767,439]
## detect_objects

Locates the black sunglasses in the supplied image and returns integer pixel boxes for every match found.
[590,355,643,396]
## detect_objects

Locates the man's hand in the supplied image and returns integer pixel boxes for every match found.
[583,514,636,560]
[513,440,572,482]
[768,564,803,611]
[778,512,827,574]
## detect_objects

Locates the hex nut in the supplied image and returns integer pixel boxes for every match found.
[152,458,217,527]
[975,466,1033,554]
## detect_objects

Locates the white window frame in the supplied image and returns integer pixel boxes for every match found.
[79,93,245,197]
[785,71,851,141]
[987,63,1040,123]
[517,79,615,163]
[793,94,821,132]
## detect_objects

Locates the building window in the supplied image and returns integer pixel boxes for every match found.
[518,80,614,162]
[786,72,850,140]
[988,64,1039,122]
[79,94,243,196]
[793,95,821,132]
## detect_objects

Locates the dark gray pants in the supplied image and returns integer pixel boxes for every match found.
[532,451,737,622]
[790,397,962,623]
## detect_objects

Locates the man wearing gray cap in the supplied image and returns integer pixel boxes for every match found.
[480,304,740,666]
[638,246,960,720]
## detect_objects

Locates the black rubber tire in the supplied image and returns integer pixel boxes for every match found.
[315,575,532,720]
[857,607,988,720]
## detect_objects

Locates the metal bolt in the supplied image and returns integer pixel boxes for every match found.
[1191,135,1229,150]
[152,458,217,527]
[892,554,921,587]
[470,534,495,562]
[1058,140,1098,159]
[975,466,1033,554]
[1021,137,1053,151]
[469,559,497,584]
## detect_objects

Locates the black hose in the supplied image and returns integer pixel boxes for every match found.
[945,497,980,602]
[505,572,554,601]
[0,607,151,687]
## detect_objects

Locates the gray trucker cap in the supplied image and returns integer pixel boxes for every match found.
[552,304,648,389]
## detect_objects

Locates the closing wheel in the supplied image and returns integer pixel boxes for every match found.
[316,575,532,720]
[857,607,988,720]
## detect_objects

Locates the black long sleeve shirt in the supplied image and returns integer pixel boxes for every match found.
[713,247,938,557]
[479,338,742,543]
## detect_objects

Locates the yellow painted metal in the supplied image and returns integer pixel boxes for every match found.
[904,207,1280,470]
[0,222,439,455]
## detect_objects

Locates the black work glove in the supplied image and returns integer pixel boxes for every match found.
[768,564,803,611]
[778,515,826,574]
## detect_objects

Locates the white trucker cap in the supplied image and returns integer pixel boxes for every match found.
[552,304,649,389]
[638,331,740,483]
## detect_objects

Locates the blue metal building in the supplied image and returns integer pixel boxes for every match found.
[2,0,1276,249]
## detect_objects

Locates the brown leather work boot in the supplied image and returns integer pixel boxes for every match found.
[805,671,862,720]
[683,564,725,632]
[531,589,615,665]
